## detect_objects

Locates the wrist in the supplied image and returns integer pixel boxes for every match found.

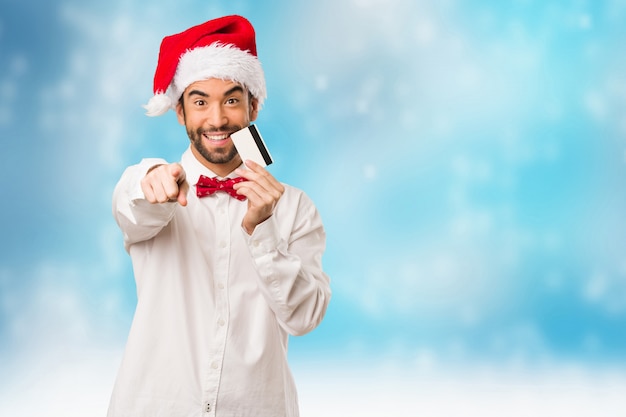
[242,221,255,235]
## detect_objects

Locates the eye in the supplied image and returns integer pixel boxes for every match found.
[226,97,239,105]
[193,99,206,106]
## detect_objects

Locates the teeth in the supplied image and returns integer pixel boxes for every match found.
[205,133,229,141]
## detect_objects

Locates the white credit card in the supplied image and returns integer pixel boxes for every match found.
[231,124,273,167]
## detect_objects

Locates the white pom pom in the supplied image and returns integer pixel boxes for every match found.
[143,93,174,117]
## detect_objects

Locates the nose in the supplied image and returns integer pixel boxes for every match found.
[205,103,228,129]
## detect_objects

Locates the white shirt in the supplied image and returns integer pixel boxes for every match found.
[108,148,331,417]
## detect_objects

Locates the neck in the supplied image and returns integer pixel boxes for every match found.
[191,146,242,177]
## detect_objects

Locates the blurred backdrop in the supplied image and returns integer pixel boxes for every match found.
[1,0,625,415]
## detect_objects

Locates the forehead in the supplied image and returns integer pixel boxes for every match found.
[183,78,246,96]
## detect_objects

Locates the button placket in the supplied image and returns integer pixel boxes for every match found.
[202,194,231,415]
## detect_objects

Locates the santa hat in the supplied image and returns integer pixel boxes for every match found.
[144,15,266,116]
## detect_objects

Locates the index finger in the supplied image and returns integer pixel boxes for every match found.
[167,163,186,183]
[236,160,274,182]
[244,159,263,172]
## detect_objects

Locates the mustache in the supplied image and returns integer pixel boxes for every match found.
[197,125,243,135]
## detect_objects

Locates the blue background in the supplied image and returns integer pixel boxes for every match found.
[1,0,625,415]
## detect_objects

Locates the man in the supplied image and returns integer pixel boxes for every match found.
[108,15,331,417]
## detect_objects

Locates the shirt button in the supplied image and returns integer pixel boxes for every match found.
[211,361,219,369]
[218,319,226,326]
[217,282,225,290]
[219,241,227,248]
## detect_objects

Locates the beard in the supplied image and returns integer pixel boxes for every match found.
[187,125,242,165]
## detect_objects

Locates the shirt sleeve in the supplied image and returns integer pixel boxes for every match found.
[244,192,331,336]
[112,158,178,251]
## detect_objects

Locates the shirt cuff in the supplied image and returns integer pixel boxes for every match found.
[244,216,286,266]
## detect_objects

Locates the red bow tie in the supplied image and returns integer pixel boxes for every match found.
[196,175,248,201]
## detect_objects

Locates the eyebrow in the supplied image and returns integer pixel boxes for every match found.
[186,85,245,99]
[223,85,245,97]
[187,89,209,98]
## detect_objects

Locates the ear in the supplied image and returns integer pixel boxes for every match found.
[249,97,259,122]
[175,100,186,126]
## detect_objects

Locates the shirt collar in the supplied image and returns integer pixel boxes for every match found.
[181,146,245,185]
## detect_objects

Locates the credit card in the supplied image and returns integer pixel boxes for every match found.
[231,124,273,167]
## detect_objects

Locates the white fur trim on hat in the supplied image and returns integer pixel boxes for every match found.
[144,43,266,116]
[143,92,176,117]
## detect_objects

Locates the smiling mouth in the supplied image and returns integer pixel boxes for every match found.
[203,133,231,141]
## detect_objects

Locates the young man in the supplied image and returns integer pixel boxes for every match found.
[108,15,331,417]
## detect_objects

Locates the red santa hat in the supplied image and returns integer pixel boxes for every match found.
[144,15,267,116]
